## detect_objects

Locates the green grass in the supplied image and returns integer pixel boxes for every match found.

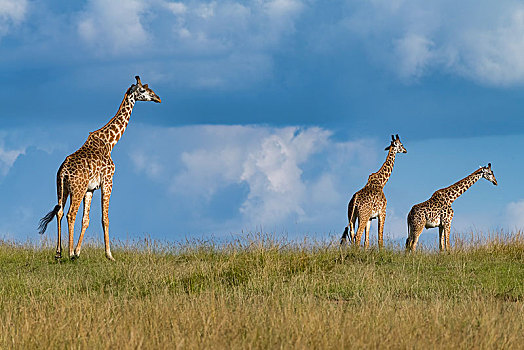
[0,233,523,349]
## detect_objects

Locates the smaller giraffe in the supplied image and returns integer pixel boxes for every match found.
[340,134,407,248]
[406,163,498,251]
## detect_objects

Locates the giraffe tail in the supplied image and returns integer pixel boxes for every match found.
[341,194,358,245]
[347,193,358,242]
[38,204,61,235]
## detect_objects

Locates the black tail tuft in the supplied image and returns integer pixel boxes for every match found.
[38,205,61,235]
[340,226,349,245]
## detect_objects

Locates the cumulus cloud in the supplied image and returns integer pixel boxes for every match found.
[6,0,524,88]
[128,124,377,233]
[70,0,306,88]
[344,0,524,86]
[506,200,524,229]
[0,0,27,37]
[77,0,149,55]
[0,144,24,176]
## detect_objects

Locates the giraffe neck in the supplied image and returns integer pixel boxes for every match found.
[367,148,396,188]
[90,89,136,151]
[440,171,483,204]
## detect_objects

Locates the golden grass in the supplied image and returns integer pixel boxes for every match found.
[0,232,523,349]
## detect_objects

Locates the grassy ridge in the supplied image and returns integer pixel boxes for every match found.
[0,233,523,349]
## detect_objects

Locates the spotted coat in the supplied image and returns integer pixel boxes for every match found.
[406,164,498,251]
[340,135,407,249]
[39,76,161,261]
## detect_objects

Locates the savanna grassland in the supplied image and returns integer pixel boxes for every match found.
[0,233,523,349]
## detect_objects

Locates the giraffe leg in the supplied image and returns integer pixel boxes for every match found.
[438,225,445,251]
[354,211,369,247]
[364,219,371,249]
[55,186,68,260]
[74,191,93,258]
[67,192,84,260]
[378,212,386,249]
[409,225,424,251]
[101,180,115,261]
[444,208,454,252]
[349,215,357,243]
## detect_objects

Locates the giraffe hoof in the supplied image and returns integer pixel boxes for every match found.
[54,253,62,260]
[70,254,79,261]
[105,254,115,261]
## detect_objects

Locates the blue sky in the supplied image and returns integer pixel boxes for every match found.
[0,0,523,247]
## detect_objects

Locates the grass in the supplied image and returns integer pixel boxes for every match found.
[0,232,523,349]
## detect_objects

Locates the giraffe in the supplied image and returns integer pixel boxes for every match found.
[340,134,407,248]
[38,76,161,261]
[405,163,497,252]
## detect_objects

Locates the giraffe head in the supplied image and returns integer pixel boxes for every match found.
[384,134,407,154]
[130,76,161,103]
[477,163,498,186]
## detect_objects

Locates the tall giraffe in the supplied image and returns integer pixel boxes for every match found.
[406,163,497,251]
[340,135,407,248]
[38,76,161,261]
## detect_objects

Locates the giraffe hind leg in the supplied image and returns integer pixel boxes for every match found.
[74,191,93,258]
[364,219,371,249]
[55,181,69,260]
[67,191,84,260]
[354,212,369,247]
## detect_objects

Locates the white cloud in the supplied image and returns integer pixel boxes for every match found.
[394,34,434,81]
[77,0,149,55]
[165,2,187,15]
[345,0,524,86]
[0,0,27,37]
[128,124,377,232]
[0,144,23,176]
[506,200,524,229]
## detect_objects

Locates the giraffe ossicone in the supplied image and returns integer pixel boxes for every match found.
[38,75,161,261]
[405,163,498,252]
[340,134,407,249]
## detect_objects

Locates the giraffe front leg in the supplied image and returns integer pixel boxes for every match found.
[444,208,454,252]
[378,212,386,249]
[74,191,93,258]
[101,180,115,261]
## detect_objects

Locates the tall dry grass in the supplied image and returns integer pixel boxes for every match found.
[0,232,522,349]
